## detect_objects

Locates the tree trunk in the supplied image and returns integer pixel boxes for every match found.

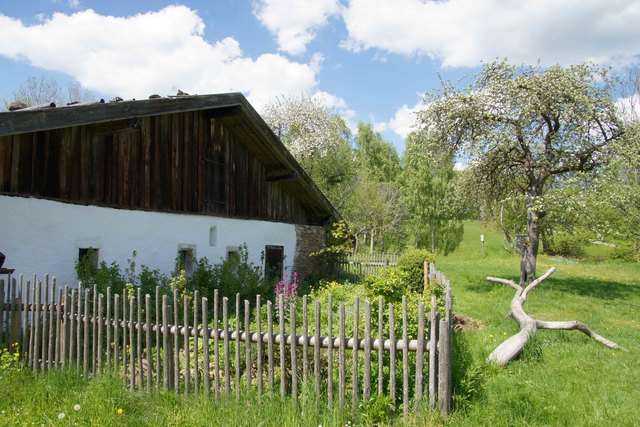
[431,227,436,253]
[369,228,375,254]
[520,189,540,285]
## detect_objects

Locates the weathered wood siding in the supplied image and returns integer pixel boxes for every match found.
[0,111,311,224]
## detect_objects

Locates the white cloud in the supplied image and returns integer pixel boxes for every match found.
[381,100,424,139]
[0,6,320,109]
[253,0,340,55]
[340,0,640,67]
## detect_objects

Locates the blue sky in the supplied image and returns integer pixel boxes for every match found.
[1,0,640,152]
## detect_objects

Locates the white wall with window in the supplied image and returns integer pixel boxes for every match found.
[0,196,296,286]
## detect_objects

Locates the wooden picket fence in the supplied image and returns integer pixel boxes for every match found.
[334,253,400,283]
[0,264,453,417]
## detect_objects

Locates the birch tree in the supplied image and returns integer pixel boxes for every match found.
[418,60,623,283]
[403,132,466,254]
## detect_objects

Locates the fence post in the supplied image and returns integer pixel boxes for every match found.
[423,261,429,292]
[437,284,453,416]
[428,295,439,408]
[0,279,4,346]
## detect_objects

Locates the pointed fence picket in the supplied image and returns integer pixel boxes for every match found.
[0,263,453,416]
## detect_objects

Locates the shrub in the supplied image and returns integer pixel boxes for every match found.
[545,233,585,258]
[395,248,436,292]
[363,267,406,303]
[76,251,170,298]
[76,257,127,295]
[611,241,639,262]
[209,244,270,304]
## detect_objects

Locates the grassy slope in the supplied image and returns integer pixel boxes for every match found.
[438,221,640,426]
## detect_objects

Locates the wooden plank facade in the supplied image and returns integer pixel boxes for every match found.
[0,94,337,226]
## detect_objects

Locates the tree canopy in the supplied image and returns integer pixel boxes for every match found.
[418,60,624,282]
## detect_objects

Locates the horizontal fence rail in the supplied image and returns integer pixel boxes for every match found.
[333,253,400,283]
[0,265,453,416]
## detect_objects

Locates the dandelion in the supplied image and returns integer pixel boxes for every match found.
[73,404,81,411]
[117,408,124,415]
[58,413,65,420]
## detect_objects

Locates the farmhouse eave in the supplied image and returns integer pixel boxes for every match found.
[0,93,341,225]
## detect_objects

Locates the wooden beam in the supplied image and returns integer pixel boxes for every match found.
[266,172,297,182]
[0,94,246,136]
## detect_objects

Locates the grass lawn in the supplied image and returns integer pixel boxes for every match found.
[438,221,640,426]
[1,221,638,426]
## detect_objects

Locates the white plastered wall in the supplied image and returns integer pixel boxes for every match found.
[0,196,296,286]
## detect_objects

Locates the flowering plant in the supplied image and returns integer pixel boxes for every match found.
[275,272,300,303]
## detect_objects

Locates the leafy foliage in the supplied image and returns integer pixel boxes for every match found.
[403,132,467,254]
[544,232,585,258]
[396,248,436,292]
[75,245,271,310]
[262,94,356,213]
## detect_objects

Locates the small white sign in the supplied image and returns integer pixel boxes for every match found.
[480,234,485,242]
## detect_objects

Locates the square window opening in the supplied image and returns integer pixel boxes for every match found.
[265,245,284,282]
[177,245,196,277]
[77,248,99,278]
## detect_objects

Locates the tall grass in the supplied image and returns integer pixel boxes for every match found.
[0,367,445,426]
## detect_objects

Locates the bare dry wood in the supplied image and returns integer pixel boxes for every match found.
[486,267,627,366]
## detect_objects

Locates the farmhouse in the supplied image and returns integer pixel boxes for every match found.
[0,93,339,286]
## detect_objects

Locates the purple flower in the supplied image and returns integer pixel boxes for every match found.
[275,272,300,302]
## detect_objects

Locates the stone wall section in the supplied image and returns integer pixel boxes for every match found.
[293,225,327,279]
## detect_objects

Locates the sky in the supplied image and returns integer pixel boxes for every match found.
[1,0,640,152]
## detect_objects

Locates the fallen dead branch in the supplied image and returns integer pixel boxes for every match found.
[486,267,627,365]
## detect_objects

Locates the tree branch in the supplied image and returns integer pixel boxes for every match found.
[486,276,521,291]
[521,266,556,301]
[536,319,627,351]
[486,267,626,365]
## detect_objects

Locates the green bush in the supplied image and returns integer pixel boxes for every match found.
[545,233,585,258]
[76,255,127,295]
[611,241,639,262]
[363,267,406,303]
[76,251,170,297]
[395,248,436,292]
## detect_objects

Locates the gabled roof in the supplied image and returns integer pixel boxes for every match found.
[0,93,340,224]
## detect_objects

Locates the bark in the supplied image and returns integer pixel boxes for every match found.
[369,228,375,254]
[486,267,627,365]
[520,190,539,285]
[431,227,436,253]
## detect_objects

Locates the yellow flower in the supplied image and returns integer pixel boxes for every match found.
[117,408,124,415]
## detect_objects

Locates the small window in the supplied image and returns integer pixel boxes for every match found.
[78,248,99,267]
[209,226,217,247]
[265,245,284,281]
[226,246,239,261]
[177,244,196,276]
[77,248,99,278]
